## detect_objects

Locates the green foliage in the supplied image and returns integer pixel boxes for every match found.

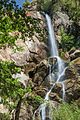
[61,28,75,51]
[23,0,31,10]
[0,113,10,120]
[52,103,80,120]
[0,61,33,116]
[61,27,80,51]
[0,0,44,47]
[27,94,43,108]
[0,61,31,104]
[34,95,43,104]
[60,0,80,22]
[37,0,52,11]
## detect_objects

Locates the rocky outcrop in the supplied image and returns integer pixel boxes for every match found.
[11,37,47,68]
[19,103,33,120]
[53,12,72,44]
[0,36,48,73]
[69,49,80,61]
[48,56,80,103]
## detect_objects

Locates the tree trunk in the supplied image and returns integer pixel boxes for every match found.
[15,97,22,120]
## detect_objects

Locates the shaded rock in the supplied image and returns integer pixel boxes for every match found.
[65,67,77,79]
[52,83,62,93]
[41,75,51,89]
[19,103,33,120]
[64,78,80,102]
[49,93,62,103]
[48,56,57,65]
[68,47,76,55]
[70,57,80,76]
[70,57,80,66]
[69,49,80,61]
[34,87,47,98]
[29,60,48,87]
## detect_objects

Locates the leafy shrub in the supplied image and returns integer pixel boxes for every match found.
[60,0,80,22]
[27,94,43,109]
[0,0,45,47]
[61,28,75,51]
[60,27,80,51]
[0,61,31,105]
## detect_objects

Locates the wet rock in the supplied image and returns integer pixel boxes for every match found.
[48,56,57,65]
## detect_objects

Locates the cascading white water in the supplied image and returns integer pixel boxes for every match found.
[45,14,58,57]
[40,14,66,120]
[33,14,66,120]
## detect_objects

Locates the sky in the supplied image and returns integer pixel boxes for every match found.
[16,0,32,7]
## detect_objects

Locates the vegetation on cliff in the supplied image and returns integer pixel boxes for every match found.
[0,0,80,120]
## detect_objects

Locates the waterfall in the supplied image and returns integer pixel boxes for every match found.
[45,14,58,57]
[33,14,66,120]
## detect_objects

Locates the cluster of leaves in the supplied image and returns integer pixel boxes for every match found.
[52,103,80,120]
[61,28,75,51]
[60,28,80,51]
[60,0,80,22]
[0,113,10,120]
[27,94,43,106]
[36,0,51,11]
[0,0,44,47]
[0,61,31,107]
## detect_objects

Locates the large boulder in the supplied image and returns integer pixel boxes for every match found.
[64,78,80,102]
[11,37,47,70]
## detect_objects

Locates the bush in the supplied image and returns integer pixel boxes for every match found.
[61,29,75,51]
